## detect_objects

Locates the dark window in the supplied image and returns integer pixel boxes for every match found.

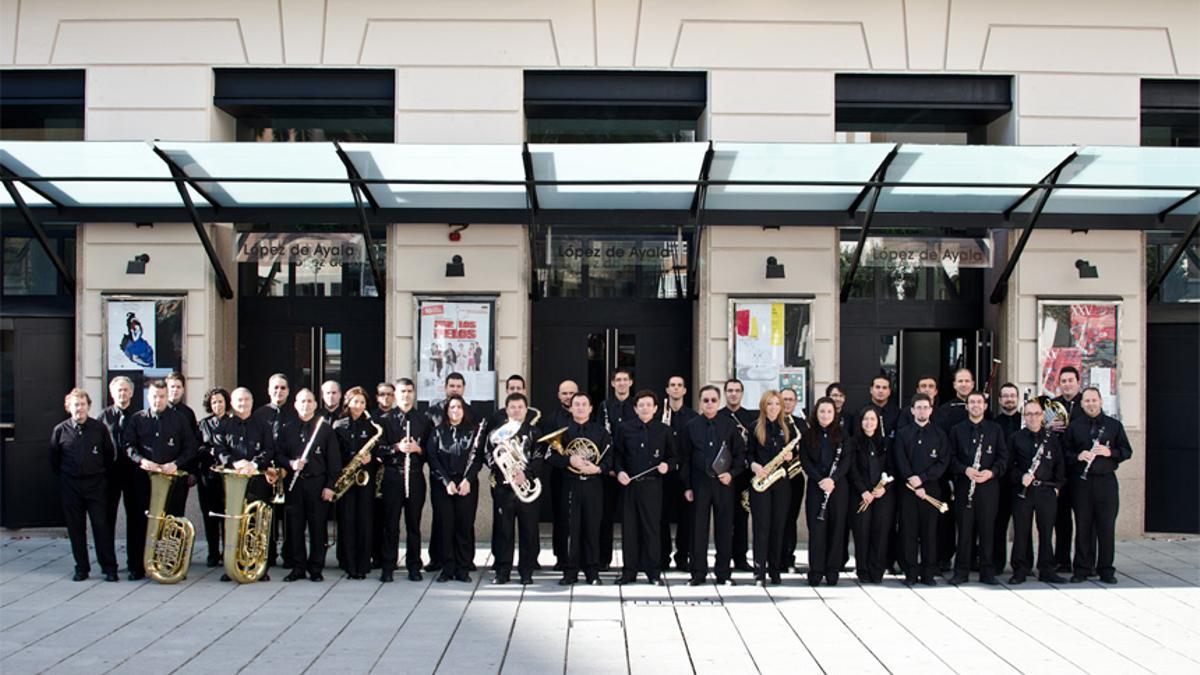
[1142,79,1199,147]
[525,70,705,142]
[835,74,1013,142]
[0,225,74,297]
[1147,234,1200,303]
[535,229,688,299]
[0,70,84,140]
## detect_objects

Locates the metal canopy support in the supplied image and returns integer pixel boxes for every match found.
[150,144,224,211]
[333,141,385,296]
[839,144,901,303]
[1147,211,1200,301]
[151,153,234,300]
[688,141,715,300]
[0,174,75,289]
[846,146,897,217]
[989,152,1078,305]
[1157,188,1199,222]
[332,141,380,212]
[0,165,66,210]
[1002,151,1080,221]
[522,143,541,301]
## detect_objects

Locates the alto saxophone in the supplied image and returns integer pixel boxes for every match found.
[332,416,384,501]
[751,432,802,493]
[210,467,273,583]
[144,468,195,584]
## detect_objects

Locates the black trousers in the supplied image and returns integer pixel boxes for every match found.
[936,476,956,568]
[690,476,735,581]
[852,490,895,581]
[1072,473,1119,578]
[599,474,619,568]
[953,477,1000,578]
[550,468,567,564]
[431,479,479,577]
[286,476,330,574]
[492,484,540,578]
[659,471,691,570]
[805,481,848,580]
[337,482,373,576]
[780,475,806,569]
[562,477,603,580]
[196,469,224,562]
[993,478,1013,573]
[61,474,117,575]
[899,483,942,580]
[427,466,443,567]
[749,479,790,576]
[621,478,663,580]
[1011,483,1057,577]
[371,469,386,568]
[380,467,426,574]
[732,472,750,565]
[106,465,149,574]
[1054,478,1075,568]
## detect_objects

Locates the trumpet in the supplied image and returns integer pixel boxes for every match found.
[857,472,894,513]
[906,482,949,513]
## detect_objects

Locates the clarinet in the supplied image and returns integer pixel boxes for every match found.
[661,398,672,426]
[1080,421,1105,481]
[1019,432,1046,500]
[966,432,984,510]
[817,443,842,522]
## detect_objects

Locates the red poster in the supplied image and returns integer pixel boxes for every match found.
[735,309,750,337]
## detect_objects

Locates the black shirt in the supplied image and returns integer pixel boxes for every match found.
[279,414,342,488]
[666,403,700,441]
[425,423,483,486]
[50,417,114,477]
[854,400,900,440]
[848,432,889,496]
[1010,427,1065,488]
[720,406,757,443]
[679,413,746,490]
[334,413,383,467]
[100,404,137,471]
[170,401,201,445]
[937,398,970,435]
[123,406,199,467]
[614,417,677,478]
[799,425,851,482]
[317,406,342,423]
[745,421,793,468]
[995,411,1022,444]
[252,402,297,447]
[197,413,229,470]
[212,413,275,468]
[948,418,1009,479]
[1053,393,1085,425]
[546,419,612,482]
[1063,412,1132,476]
[484,418,544,487]
[893,422,949,485]
[376,407,431,472]
[600,396,636,432]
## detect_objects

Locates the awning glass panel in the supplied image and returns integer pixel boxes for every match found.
[156,141,352,207]
[342,143,527,209]
[1037,146,1200,216]
[528,142,709,210]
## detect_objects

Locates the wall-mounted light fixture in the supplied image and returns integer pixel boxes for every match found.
[766,256,786,279]
[1075,259,1098,279]
[126,253,150,274]
[446,254,465,277]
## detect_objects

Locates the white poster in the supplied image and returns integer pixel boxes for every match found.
[106,300,157,369]
[733,302,785,406]
[416,299,495,402]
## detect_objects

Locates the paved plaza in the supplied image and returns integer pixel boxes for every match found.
[1,534,1197,674]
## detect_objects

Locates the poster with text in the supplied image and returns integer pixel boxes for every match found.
[730,300,812,412]
[416,298,496,402]
[1037,301,1119,417]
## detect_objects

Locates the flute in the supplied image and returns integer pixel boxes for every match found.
[288,415,326,492]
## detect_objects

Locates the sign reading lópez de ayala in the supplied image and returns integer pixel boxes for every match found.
[859,236,993,268]
[236,232,363,265]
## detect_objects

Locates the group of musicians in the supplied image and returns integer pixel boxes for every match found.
[50,364,1131,588]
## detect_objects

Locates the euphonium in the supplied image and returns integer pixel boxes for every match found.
[490,420,542,503]
[144,469,195,584]
[211,468,272,583]
[331,417,384,501]
[751,433,802,493]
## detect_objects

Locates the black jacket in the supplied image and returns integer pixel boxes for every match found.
[123,407,198,467]
[854,400,900,440]
[279,414,342,489]
[546,419,612,482]
[1063,412,1132,476]
[599,396,636,432]
[197,413,228,471]
[334,413,382,467]
[614,417,678,478]
[212,413,275,469]
[50,417,114,478]
[484,418,544,488]
[799,425,851,484]
[948,418,1009,480]
[848,432,889,496]
[425,423,483,486]
[994,411,1022,444]
[376,407,431,473]
[252,402,297,447]
[100,404,137,471]
[679,413,746,490]
[1010,427,1065,489]
[745,421,794,468]
[892,422,949,485]
[666,403,699,441]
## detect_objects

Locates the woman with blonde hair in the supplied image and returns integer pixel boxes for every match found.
[746,390,795,586]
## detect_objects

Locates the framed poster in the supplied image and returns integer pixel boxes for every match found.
[728,298,814,414]
[1037,299,1120,417]
[102,294,186,411]
[414,296,497,403]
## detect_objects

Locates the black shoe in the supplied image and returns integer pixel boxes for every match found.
[558,577,577,586]
[532,561,543,571]
[104,571,119,582]
[754,575,767,587]
[260,573,270,582]
[1070,574,1087,583]
[425,562,442,572]
[1056,563,1072,574]
[904,576,917,587]
[1040,573,1066,584]
[733,561,753,573]
[587,577,603,586]
[455,572,471,583]
[1099,574,1118,584]
[980,576,999,586]
[72,570,89,582]
[220,573,231,582]
[553,561,565,571]
[206,557,222,568]
[919,576,938,587]
[128,571,145,581]
[492,575,509,585]
[437,573,453,583]
[408,570,423,582]
[520,575,534,585]
[807,575,821,587]
[615,575,636,586]
[310,573,324,582]
[687,577,705,586]
[825,574,839,587]
[468,562,478,572]
[769,573,782,586]
[949,574,968,586]
[1009,574,1027,585]
[675,560,691,572]
[380,571,394,583]
[284,569,306,582]
[651,577,666,586]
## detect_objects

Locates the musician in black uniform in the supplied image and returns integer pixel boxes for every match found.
[333,387,380,580]
[1066,387,1131,584]
[280,388,341,583]
[615,390,677,586]
[992,383,1022,575]
[123,379,198,580]
[893,393,949,586]
[849,408,893,584]
[101,375,148,580]
[548,379,579,571]
[370,382,396,570]
[746,390,795,586]
[548,393,611,586]
[197,387,231,567]
[51,388,118,582]
[319,380,342,422]
[213,386,277,580]
[854,376,900,440]
[779,387,806,573]
[720,379,756,572]
[683,385,746,586]
[1009,398,1066,584]
[800,397,851,586]
[599,368,636,571]
[426,395,483,583]
[897,375,943,432]
[1051,366,1085,573]
[936,367,978,572]
[486,393,543,585]
[947,391,1008,585]
[490,374,530,428]
[826,383,849,435]
[376,378,431,582]
[661,375,698,573]
[423,371,466,573]
[252,373,297,569]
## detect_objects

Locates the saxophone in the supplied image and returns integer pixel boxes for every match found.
[210,468,273,583]
[751,432,802,492]
[144,468,195,584]
[332,415,384,501]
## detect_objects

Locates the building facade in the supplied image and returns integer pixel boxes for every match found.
[2,0,1197,539]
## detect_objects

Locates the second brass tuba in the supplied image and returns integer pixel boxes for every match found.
[211,468,272,583]
[144,469,195,584]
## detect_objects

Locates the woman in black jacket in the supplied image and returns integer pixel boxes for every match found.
[848,407,893,584]
[800,396,852,586]
[746,390,795,586]
[197,387,230,567]
[333,387,381,579]
[425,395,483,583]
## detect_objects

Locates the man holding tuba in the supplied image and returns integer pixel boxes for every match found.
[546,392,611,586]
[213,387,277,581]
[279,388,340,583]
[486,393,543,585]
[614,390,677,586]
[122,379,198,580]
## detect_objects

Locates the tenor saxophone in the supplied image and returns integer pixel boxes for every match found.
[144,468,195,584]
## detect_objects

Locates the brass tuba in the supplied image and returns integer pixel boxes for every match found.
[210,468,274,583]
[490,420,542,503]
[144,469,195,584]
[331,417,384,501]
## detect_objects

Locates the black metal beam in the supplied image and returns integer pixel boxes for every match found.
[989,156,1077,305]
[846,144,900,216]
[521,142,540,213]
[1148,211,1200,301]
[149,144,223,210]
[333,140,380,212]
[690,141,714,217]
[0,164,66,210]
[154,157,234,300]
[1002,151,1079,221]
[334,156,386,296]
[687,142,715,300]
[1157,188,1199,223]
[840,145,901,302]
[1,175,74,288]
[523,143,541,301]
